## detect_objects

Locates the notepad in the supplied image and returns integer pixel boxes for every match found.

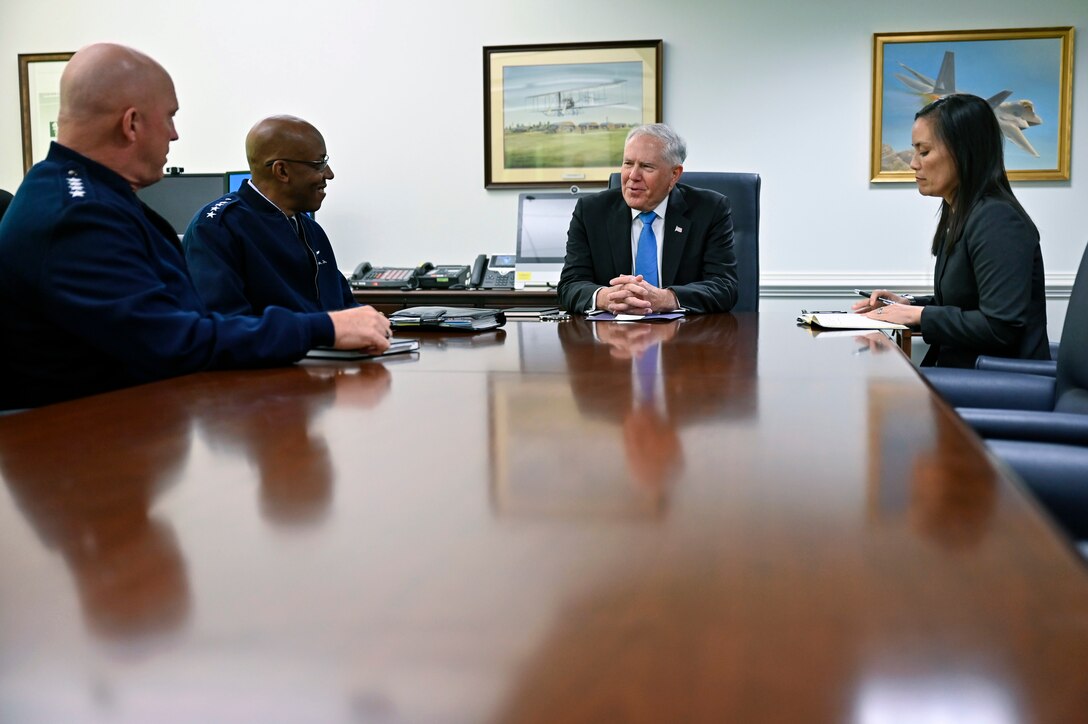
[588,311,685,323]
[305,338,420,360]
[797,313,907,331]
[501,306,561,319]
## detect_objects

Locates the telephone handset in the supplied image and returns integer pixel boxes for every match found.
[469,254,489,288]
[349,261,435,289]
[473,253,516,290]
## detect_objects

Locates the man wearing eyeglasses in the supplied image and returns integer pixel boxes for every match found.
[0,44,390,410]
[183,116,357,316]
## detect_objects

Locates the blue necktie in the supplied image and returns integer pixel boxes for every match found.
[635,211,659,287]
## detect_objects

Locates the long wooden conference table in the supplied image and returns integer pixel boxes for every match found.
[1,314,1086,722]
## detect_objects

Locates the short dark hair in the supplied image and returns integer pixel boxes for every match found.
[915,94,1034,255]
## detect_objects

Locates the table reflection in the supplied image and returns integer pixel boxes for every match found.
[193,363,392,526]
[489,316,755,517]
[0,397,194,642]
[414,328,507,350]
[850,672,1019,724]
[868,387,997,549]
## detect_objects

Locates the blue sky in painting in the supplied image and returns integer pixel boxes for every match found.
[503,61,644,127]
[881,37,1062,169]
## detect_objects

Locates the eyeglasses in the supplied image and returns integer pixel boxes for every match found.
[264,154,330,172]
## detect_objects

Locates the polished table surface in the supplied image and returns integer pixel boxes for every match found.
[351,288,558,315]
[2,315,1087,722]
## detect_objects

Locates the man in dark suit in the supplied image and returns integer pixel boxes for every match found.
[557,124,738,314]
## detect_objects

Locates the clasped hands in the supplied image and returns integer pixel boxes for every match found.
[595,274,679,315]
[851,289,923,326]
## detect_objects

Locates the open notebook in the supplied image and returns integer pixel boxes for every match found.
[797,312,907,331]
[305,338,420,360]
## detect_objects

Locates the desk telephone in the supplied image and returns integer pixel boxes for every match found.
[417,264,471,289]
[349,261,435,289]
[350,261,472,290]
[470,254,516,290]
[351,255,514,291]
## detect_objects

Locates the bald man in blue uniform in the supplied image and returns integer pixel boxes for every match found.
[184,116,357,316]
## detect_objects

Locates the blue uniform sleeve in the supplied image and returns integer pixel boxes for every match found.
[44,202,333,381]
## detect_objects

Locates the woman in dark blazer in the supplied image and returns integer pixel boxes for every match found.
[854,94,1049,368]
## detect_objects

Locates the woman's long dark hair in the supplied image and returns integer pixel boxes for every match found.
[915,94,1034,256]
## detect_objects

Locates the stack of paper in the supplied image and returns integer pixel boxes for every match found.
[502,307,560,319]
[588,310,685,323]
[797,312,907,330]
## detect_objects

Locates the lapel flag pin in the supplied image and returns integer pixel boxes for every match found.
[675,226,683,233]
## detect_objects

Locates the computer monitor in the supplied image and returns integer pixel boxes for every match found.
[225,170,251,194]
[136,173,225,236]
[514,191,594,288]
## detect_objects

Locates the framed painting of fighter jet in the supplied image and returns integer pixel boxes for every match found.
[18,52,74,174]
[871,27,1074,182]
[483,40,663,189]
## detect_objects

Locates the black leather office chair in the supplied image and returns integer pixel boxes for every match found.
[923,241,1088,553]
[608,171,761,312]
[923,239,1088,434]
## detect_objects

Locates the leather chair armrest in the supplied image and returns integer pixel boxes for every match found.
[974,356,1058,377]
[958,408,1088,445]
[921,368,1055,411]
[987,439,1088,540]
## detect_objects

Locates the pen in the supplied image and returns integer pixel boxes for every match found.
[853,290,897,306]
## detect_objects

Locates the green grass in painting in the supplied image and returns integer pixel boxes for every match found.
[504,129,628,169]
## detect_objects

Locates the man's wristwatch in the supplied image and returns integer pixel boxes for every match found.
[901,294,915,304]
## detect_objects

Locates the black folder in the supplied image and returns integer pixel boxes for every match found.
[389,306,505,331]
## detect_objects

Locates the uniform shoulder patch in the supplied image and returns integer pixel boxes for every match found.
[198,194,239,224]
[61,167,93,204]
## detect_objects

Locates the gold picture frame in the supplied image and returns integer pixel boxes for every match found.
[19,52,73,173]
[483,40,662,189]
[871,27,1074,183]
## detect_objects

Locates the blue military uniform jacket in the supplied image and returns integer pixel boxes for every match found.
[0,143,334,410]
[183,181,357,316]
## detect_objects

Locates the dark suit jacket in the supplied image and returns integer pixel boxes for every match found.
[556,184,738,314]
[917,196,1049,368]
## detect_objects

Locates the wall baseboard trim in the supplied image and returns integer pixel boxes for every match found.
[758,272,1074,299]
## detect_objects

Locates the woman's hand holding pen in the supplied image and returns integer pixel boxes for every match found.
[851,289,923,326]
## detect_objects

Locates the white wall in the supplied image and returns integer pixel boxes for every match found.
[1,0,1084,335]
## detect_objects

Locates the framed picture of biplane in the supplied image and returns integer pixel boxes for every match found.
[483,40,663,189]
[871,27,1074,182]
